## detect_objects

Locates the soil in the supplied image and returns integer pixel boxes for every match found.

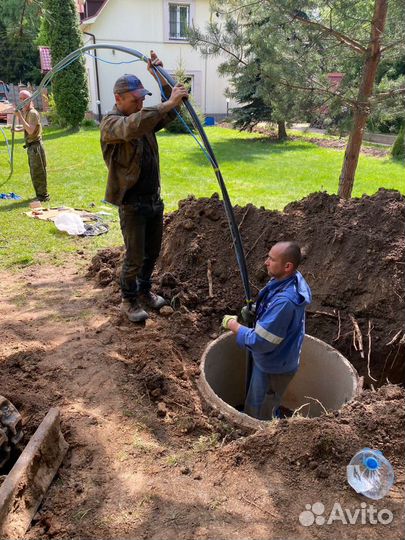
[0,189,404,539]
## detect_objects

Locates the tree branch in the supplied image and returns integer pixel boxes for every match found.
[190,32,248,66]
[292,14,367,55]
[372,87,405,100]
[19,0,28,37]
[191,14,360,109]
[215,0,264,17]
[278,77,357,107]
[381,39,405,53]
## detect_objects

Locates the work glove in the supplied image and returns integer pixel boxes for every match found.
[241,304,256,327]
[222,315,237,330]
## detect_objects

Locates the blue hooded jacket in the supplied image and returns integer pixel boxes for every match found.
[236,271,312,374]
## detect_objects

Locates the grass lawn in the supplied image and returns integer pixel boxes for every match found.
[0,125,403,268]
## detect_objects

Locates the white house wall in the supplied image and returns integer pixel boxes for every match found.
[82,0,233,116]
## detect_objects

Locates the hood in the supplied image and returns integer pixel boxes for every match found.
[268,271,312,306]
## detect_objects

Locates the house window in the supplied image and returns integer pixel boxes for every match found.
[169,3,190,40]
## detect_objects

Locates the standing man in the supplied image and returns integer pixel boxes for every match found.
[15,90,49,202]
[222,241,312,420]
[100,51,188,323]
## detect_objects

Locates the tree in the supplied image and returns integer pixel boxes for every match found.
[42,0,88,128]
[164,59,205,133]
[334,0,389,198]
[0,0,43,84]
[228,63,275,134]
[190,0,405,198]
[189,5,321,140]
[369,55,405,133]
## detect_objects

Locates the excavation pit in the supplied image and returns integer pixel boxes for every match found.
[199,333,360,430]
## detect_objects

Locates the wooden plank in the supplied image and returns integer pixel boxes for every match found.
[0,408,68,540]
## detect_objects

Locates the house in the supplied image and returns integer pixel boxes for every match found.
[80,0,233,120]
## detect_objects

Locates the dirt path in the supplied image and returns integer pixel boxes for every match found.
[1,261,279,539]
[0,258,403,540]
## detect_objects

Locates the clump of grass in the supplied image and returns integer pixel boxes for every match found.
[192,433,219,453]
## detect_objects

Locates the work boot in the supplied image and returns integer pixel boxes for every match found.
[120,298,148,323]
[138,291,166,310]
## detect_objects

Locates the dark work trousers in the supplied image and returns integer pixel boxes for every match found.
[118,197,164,300]
[244,362,296,420]
[26,141,48,199]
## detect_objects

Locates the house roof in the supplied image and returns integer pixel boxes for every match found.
[80,0,110,25]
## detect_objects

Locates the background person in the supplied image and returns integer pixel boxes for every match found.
[14,90,49,202]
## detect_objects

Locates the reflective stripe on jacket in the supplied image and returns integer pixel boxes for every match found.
[236,271,312,374]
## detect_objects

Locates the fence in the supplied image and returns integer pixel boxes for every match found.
[5,84,49,112]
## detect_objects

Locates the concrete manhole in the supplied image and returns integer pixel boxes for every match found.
[198,332,360,430]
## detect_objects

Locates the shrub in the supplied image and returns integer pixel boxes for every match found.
[164,105,205,134]
[80,118,98,128]
[45,93,67,128]
[391,126,405,161]
[43,0,89,128]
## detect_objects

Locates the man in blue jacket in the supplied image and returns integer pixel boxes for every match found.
[222,241,312,420]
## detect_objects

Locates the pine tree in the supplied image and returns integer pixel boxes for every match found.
[42,0,88,128]
[164,59,205,133]
[0,0,43,84]
[227,59,274,133]
[189,5,321,140]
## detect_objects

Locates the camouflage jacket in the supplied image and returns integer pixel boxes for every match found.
[100,90,176,206]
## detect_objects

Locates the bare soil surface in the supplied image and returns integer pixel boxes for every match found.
[0,190,404,539]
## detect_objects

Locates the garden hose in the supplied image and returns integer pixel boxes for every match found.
[3,43,252,305]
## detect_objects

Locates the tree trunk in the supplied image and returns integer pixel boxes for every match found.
[19,0,28,37]
[338,0,388,199]
[277,120,287,140]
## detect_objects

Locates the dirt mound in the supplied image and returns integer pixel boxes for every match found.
[220,385,404,474]
[211,384,404,536]
[90,189,405,386]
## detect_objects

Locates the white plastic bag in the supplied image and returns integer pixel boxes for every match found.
[54,212,86,236]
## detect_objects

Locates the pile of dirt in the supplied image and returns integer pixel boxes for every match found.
[210,384,405,538]
[89,189,405,386]
[220,385,404,475]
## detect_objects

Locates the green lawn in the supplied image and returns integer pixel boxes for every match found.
[0,126,403,268]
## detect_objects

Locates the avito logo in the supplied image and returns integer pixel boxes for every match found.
[299,501,393,526]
